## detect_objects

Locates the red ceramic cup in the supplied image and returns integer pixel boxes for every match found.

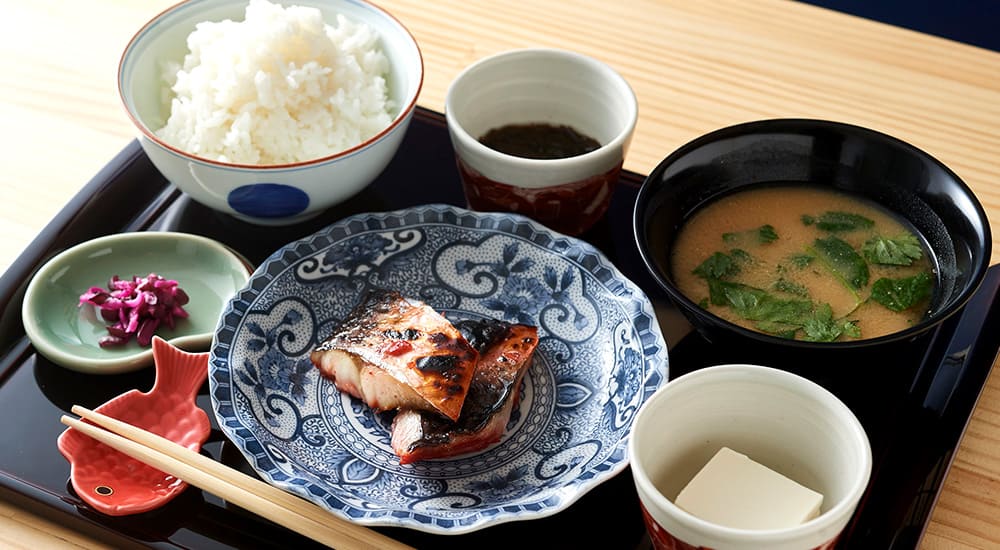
[445,48,637,236]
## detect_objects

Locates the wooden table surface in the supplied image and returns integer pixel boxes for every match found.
[2,0,998,548]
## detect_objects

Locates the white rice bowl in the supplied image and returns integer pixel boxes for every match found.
[155,0,395,165]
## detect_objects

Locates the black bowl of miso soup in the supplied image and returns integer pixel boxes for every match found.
[633,119,992,352]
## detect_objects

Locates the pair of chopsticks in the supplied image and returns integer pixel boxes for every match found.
[61,406,413,550]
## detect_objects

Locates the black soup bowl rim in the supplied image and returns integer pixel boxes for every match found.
[632,117,993,350]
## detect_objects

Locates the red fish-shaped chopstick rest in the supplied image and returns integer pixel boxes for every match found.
[57,336,211,515]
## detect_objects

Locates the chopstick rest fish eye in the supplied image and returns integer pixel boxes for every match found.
[61,408,414,550]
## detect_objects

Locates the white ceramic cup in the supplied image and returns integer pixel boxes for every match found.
[628,364,872,550]
[445,48,637,236]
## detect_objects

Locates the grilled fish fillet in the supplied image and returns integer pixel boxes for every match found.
[390,319,539,464]
[310,289,478,422]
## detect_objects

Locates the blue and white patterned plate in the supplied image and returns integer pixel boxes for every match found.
[208,204,668,534]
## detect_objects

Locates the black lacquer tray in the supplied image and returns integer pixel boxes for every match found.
[1,108,998,549]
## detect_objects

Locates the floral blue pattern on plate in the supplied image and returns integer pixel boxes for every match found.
[209,204,668,534]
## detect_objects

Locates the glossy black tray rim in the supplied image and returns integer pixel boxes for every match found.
[1,108,998,550]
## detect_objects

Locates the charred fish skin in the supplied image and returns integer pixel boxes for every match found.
[309,289,479,421]
[451,319,536,431]
[391,318,539,464]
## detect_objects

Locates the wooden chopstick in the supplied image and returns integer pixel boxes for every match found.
[63,405,413,550]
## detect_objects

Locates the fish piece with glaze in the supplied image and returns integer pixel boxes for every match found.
[390,318,539,464]
[310,289,479,422]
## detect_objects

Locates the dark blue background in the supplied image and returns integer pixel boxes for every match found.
[799,0,999,52]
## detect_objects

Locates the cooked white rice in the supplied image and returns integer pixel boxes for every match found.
[155,0,394,165]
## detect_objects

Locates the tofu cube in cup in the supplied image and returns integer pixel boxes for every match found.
[628,364,872,550]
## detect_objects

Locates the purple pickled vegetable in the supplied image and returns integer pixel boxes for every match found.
[79,273,190,348]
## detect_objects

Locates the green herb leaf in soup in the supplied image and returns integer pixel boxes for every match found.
[789,253,814,268]
[871,272,934,312]
[801,303,861,342]
[709,280,858,341]
[772,279,809,297]
[723,224,779,246]
[692,251,741,279]
[757,225,778,243]
[810,236,870,290]
[802,211,875,232]
[862,234,924,266]
[707,280,813,325]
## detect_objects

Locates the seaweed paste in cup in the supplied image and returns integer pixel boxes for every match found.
[445,48,637,236]
[628,364,872,550]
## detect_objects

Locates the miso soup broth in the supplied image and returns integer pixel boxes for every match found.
[671,185,935,342]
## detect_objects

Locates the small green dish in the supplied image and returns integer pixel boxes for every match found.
[22,232,252,374]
